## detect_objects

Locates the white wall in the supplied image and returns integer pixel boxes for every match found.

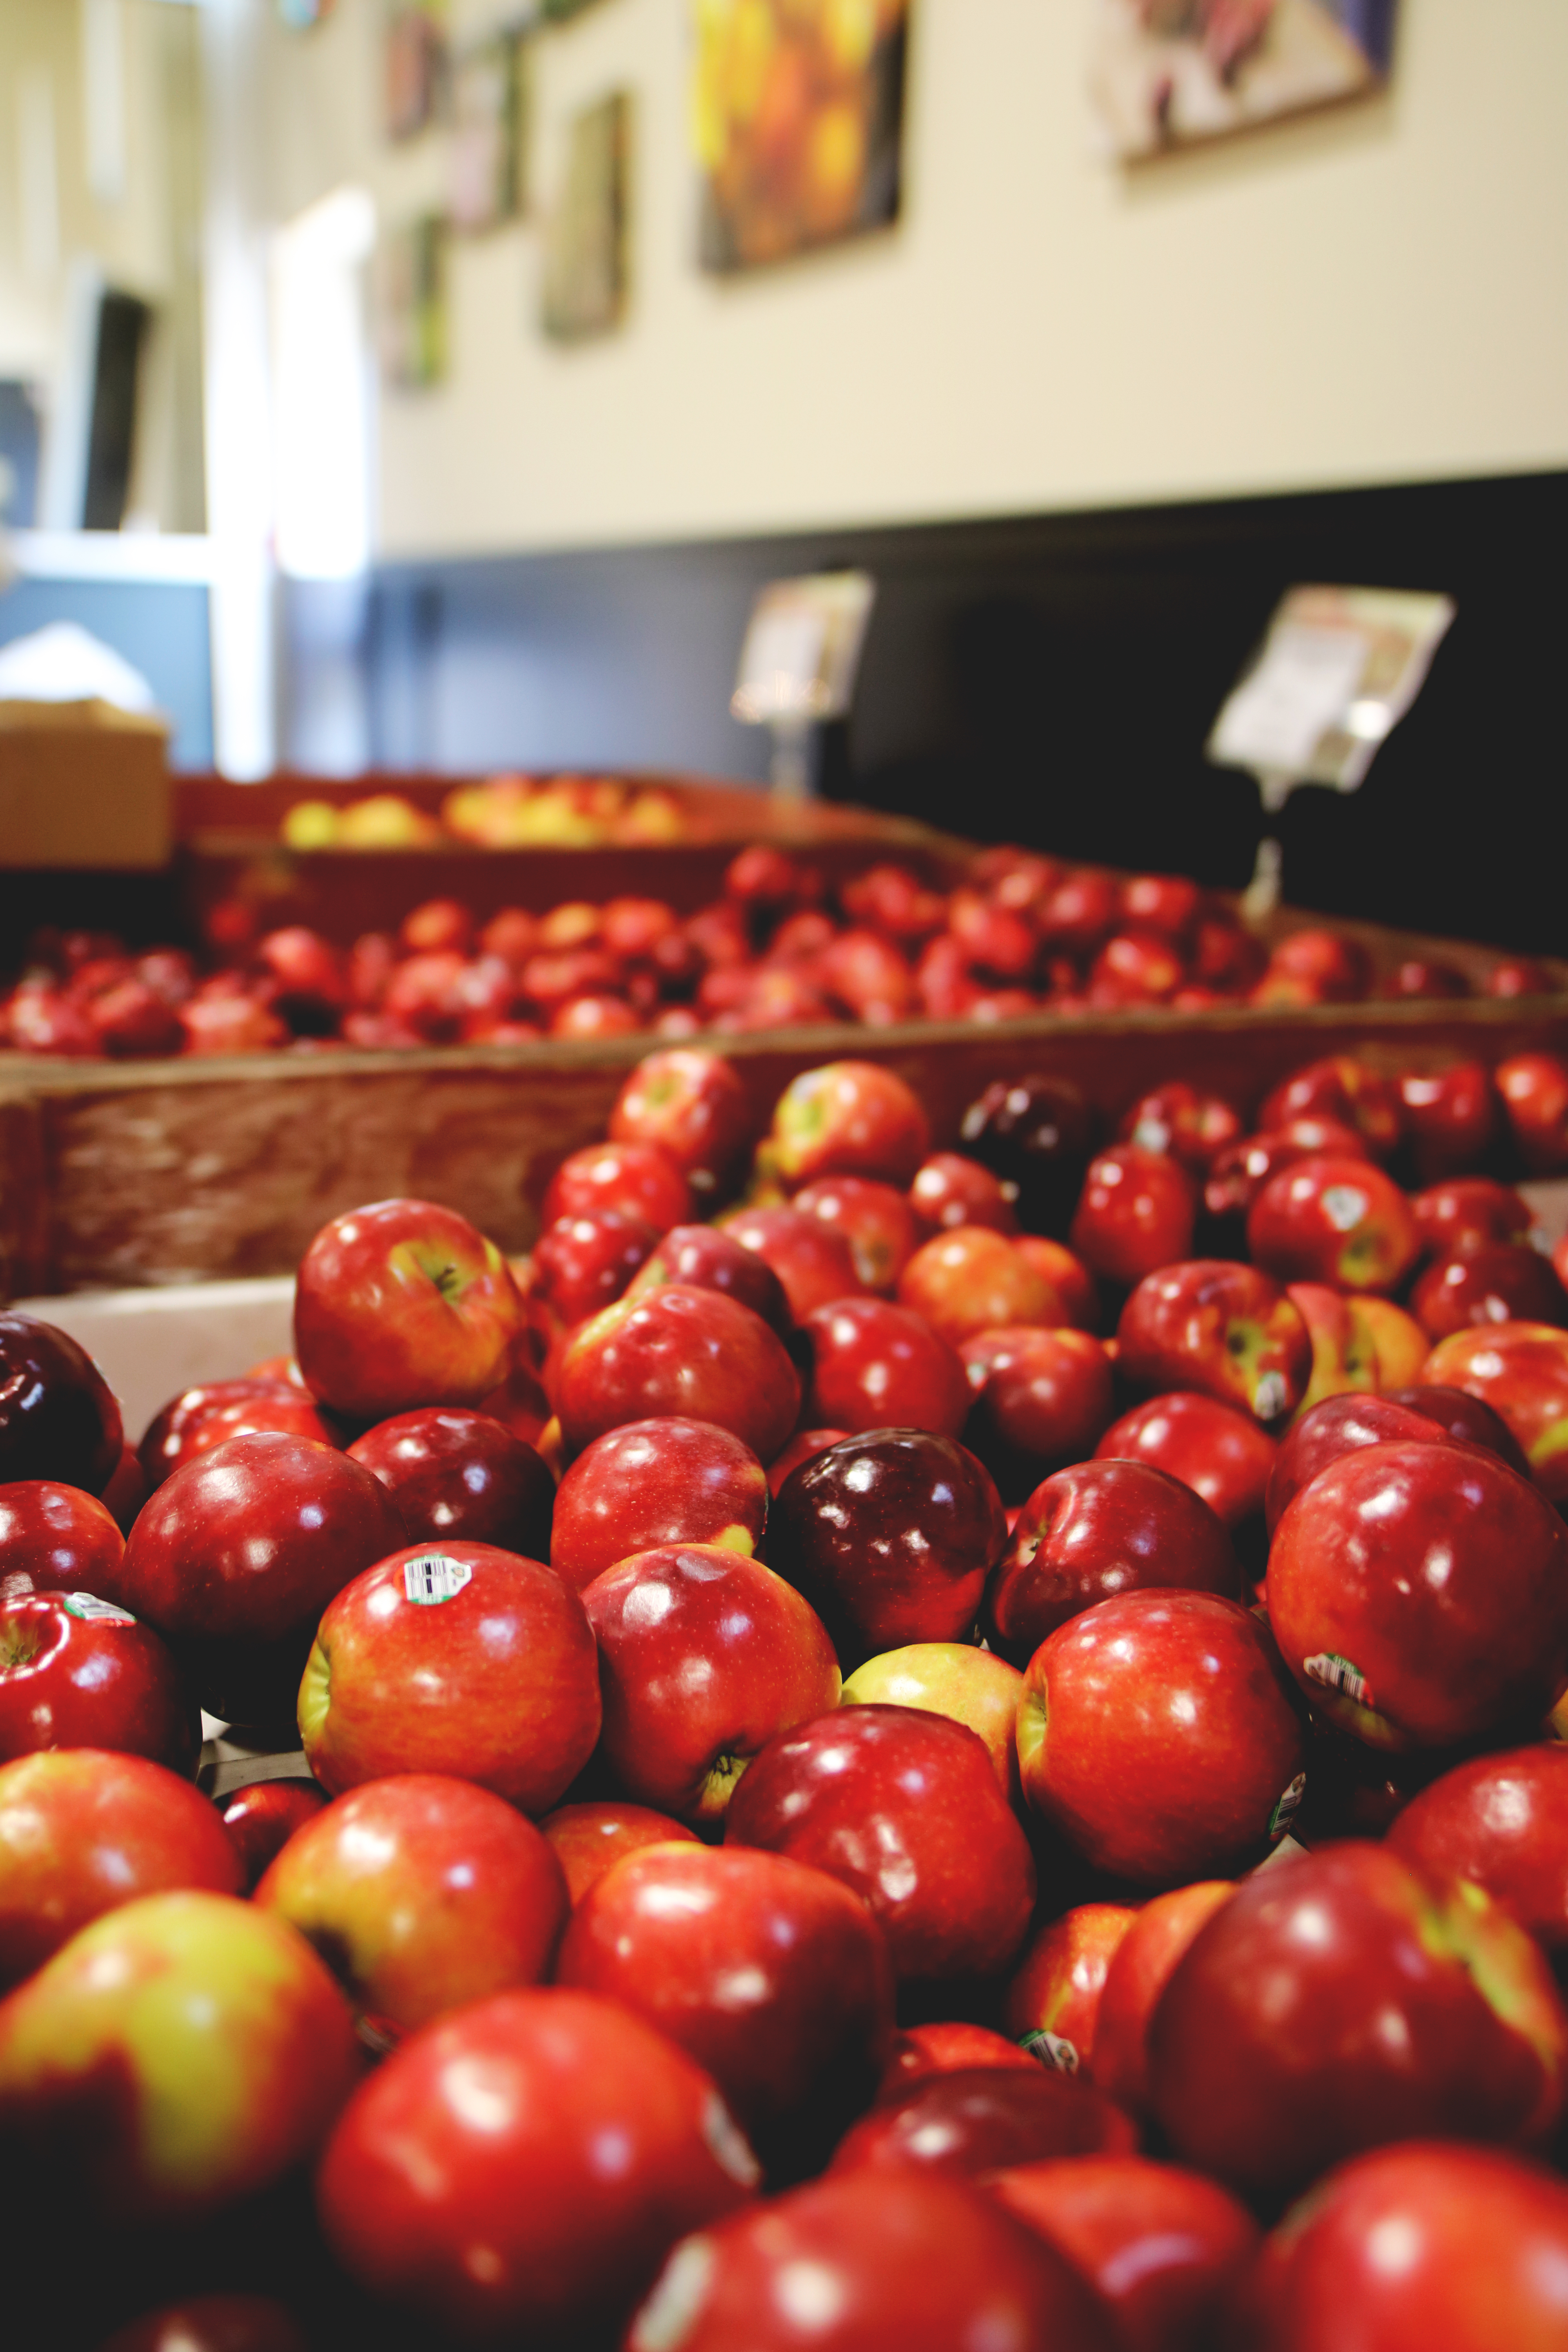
[254,0,1568,563]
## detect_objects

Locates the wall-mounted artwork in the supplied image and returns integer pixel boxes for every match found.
[1091,0,1396,160]
[449,29,530,232]
[278,0,336,25]
[541,91,631,342]
[385,1,447,143]
[541,0,610,19]
[379,214,449,387]
[693,0,910,274]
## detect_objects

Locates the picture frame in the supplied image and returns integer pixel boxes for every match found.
[541,90,631,343]
[1091,0,1397,161]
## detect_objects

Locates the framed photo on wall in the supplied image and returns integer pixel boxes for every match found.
[385,1,447,142]
[379,213,449,387]
[693,0,911,274]
[1091,0,1397,160]
[449,28,530,232]
[541,91,631,342]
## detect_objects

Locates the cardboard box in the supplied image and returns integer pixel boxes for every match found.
[0,698,172,868]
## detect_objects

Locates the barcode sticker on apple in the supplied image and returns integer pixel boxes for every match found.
[63,1592,136,1626]
[1304,1652,1373,1707]
[1020,2029,1079,2076]
[403,1554,472,1606]
[1268,1772,1307,1844]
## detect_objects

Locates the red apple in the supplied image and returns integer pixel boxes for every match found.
[0,1480,124,1599]
[1413,1174,1534,1257]
[99,1442,148,1534]
[1121,872,1201,936]
[726,1705,1036,1983]
[138,1378,340,1491]
[1002,1904,1140,2078]
[802,1297,971,1437]
[624,1222,791,1334]
[880,2020,1041,2095]
[346,1405,553,1555]
[768,1062,931,1189]
[1397,1060,1498,1181]
[1116,1261,1310,1425]
[299,1540,601,1812]
[1202,1122,1371,1232]
[1496,1052,1568,1172]
[829,2064,1136,2180]
[316,1985,759,2344]
[1147,1841,1568,2201]
[219,1778,327,1892]
[255,1773,568,2035]
[840,1641,1026,1801]
[625,2170,1118,2352]
[1421,1322,1568,1504]
[961,1328,1115,1496]
[1386,1744,1568,1961]
[793,1175,919,1292]
[898,1227,1063,1350]
[909,1151,1020,1238]
[1489,957,1555,997]
[0,1748,241,1990]
[541,1138,693,1236]
[1017,1592,1305,1885]
[1118,1084,1243,1176]
[985,1459,1241,1666]
[528,1207,660,1338]
[0,1312,123,1493]
[960,1075,1097,1235]
[1089,1880,1234,2120]
[1285,1280,1381,1418]
[988,2154,1258,2352]
[1412,1241,1568,1339]
[0,1888,359,2221]
[540,1799,699,1904]
[1259,1055,1401,1154]
[1234,2141,1568,2352]
[255,926,346,1027]
[557,1840,895,2176]
[294,1198,524,1424]
[555,1286,801,1465]
[766,1426,851,1497]
[1266,1439,1568,1749]
[1069,1149,1197,1289]
[606,1054,752,1195]
[1094,1393,1277,1535]
[1248,1156,1421,1294]
[550,1417,769,1591]
[94,2293,307,2352]
[582,1543,840,1823]
[1383,1380,1532,1473]
[719,1205,868,1324]
[768,1430,1007,1665]
[1264,1391,1460,1534]
[0,1590,199,1774]
[116,1431,406,1726]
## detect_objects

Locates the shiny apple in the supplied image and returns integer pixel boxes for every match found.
[0,1590,199,1774]
[802,1297,971,1438]
[539,1798,699,1905]
[840,1641,1026,1800]
[608,1048,754,1198]
[1089,1880,1234,2121]
[829,2064,1135,2180]
[960,1328,1115,1497]
[1069,1149,1197,1289]
[1001,1904,1140,2078]
[0,1480,124,1599]
[1248,1156,1421,1294]
[346,1405,553,1556]
[550,1416,769,1591]
[1117,1261,1310,1425]
[1093,1392,1276,1535]
[218,1777,327,1893]
[0,1312,122,1494]
[624,1222,791,1334]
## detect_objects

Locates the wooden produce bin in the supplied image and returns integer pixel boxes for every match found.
[2,988,1567,1302]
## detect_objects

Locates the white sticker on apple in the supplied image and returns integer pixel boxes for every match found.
[1268,1771,1307,1843]
[1303,1651,1373,1707]
[62,1592,136,1626]
[1020,2028,1079,2075]
[402,1554,473,1606]
[1321,1185,1369,1233]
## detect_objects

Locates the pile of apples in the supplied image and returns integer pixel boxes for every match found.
[4,844,1556,1060]
[279,775,690,853]
[3,1039,1568,2349]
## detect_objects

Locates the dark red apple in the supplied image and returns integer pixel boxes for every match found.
[960,1075,1097,1235]
[1496,1053,1568,1173]
[829,2065,1136,2180]
[98,1443,148,1535]
[255,1773,568,2034]
[988,2154,1259,2352]
[1202,1121,1372,1232]
[726,1705,1036,1983]
[1118,1084,1243,1176]
[802,1297,971,1437]
[1412,1242,1568,1339]
[0,1312,122,1494]
[624,1223,791,1334]
[1089,1880,1234,2121]
[1397,1060,1498,1181]
[550,1417,769,1591]
[768,1061,931,1189]
[768,1430,1007,1665]
[116,1431,407,1726]
[557,1840,895,2176]
[583,1543,840,1823]
[794,1176,919,1293]
[1018,1591,1305,1885]
[1094,1393,1276,1534]
[608,1052,752,1200]
[540,1799,699,1905]
[300,1540,601,1813]
[138,1378,340,1492]
[1386,1744,1568,1961]
[909,1152,1020,1238]
[1069,1149,1197,1288]
[1266,1439,1568,1749]
[346,1405,553,1555]
[0,1748,241,1990]
[1259,1056,1402,1155]
[1116,1261,1310,1425]
[1383,1381,1532,1473]
[1002,1904,1140,2078]
[1248,1156,1421,1294]
[624,2170,1117,2352]
[880,2020,1040,2095]
[294,1198,524,1424]
[961,1328,1115,1496]
[719,1205,868,1324]
[555,1285,801,1464]
[0,1480,124,1599]
[1148,1841,1568,2201]
[528,1207,659,1338]
[984,1459,1241,1666]
[94,2292,307,2352]
[540,1139,693,1234]
[1263,1391,1460,1534]
[1412,1174,1534,1259]
[0,1590,199,1774]
[218,1778,327,1892]
[316,1986,759,2344]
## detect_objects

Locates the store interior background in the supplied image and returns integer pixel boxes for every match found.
[0,0,1563,949]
